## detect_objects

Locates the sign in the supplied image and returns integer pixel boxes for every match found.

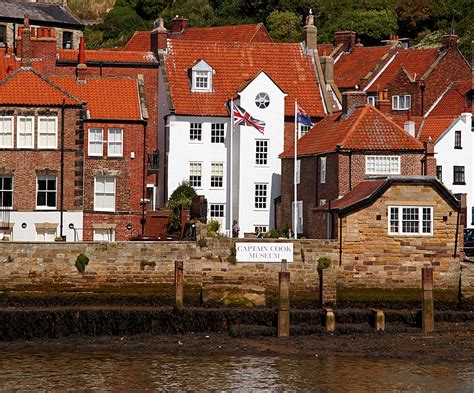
[236,242,293,263]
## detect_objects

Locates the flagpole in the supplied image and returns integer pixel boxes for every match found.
[294,100,298,239]
[230,99,234,237]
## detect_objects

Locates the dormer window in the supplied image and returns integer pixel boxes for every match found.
[191,60,213,92]
[392,95,411,110]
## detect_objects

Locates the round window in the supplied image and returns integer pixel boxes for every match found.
[255,92,270,109]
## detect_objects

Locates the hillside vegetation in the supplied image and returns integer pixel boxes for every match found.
[72,0,472,58]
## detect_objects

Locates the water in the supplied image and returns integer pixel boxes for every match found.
[0,351,473,392]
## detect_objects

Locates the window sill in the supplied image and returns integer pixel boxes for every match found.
[453,182,466,185]
[454,146,462,149]
[255,165,270,168]
[388,233,433,237]
[210,187,225,190]
[189,140,203,144]
[35,207,57,211]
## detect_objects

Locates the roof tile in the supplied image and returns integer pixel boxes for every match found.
[58,49,156,63]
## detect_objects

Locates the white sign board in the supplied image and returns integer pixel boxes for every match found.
[236,242,294,263]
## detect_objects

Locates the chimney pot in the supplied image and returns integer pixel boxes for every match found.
[171,16,188,34]
[441,34,458,49]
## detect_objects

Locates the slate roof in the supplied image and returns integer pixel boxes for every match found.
[334,46,394,89]
[58,49,157,64]
[123,23,272,51]
[0,67,81,106]
[280,104,424,158]
[51,76,142,121]
[0,1,83,28]
[164,40,325,117]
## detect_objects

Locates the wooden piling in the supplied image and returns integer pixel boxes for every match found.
[370,309,385,332]
[422,263,434,334]
[324,308,335,332]
[175,260,184,310]
[278,271,290,337]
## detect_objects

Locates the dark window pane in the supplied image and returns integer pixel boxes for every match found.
[37,193,46,206]
[47,193,56,207]
[47,180,56,190]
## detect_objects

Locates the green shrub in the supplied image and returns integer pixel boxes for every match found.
[196,237,208,249]
[317,257,332,273]
[207,220,220,237]
[227,245,237,264]
[75,253,90,273]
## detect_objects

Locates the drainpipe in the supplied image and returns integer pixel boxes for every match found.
[348,151,353,191]
[420,81,425,116]
[141,120,148,237]
[60,99,65,240]
[339,215,343,266]
[454,209,460,258]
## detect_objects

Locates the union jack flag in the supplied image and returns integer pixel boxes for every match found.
[232,103,265,134]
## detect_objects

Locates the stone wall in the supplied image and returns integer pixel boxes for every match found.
[461,261,474,300]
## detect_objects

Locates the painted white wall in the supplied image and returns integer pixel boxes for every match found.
[435,113,473,228]
[4,211,83,241]
[166,71,287,236]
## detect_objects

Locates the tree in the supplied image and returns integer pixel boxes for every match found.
[267,10,302,42]
[166,181,197,233]
[396,0,431,37]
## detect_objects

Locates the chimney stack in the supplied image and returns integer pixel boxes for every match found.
[404,110,416,137]
[320,56,334,83]
[377,90,391,113]
[334,31,356,52]
[151,17,168,55]
[423,138,436,176]
[303,9,317,54]
[76,36,87,82]
[170,16,188,34]
[342,91,366,115]
[21,16,32,67]
[441,34,458,49]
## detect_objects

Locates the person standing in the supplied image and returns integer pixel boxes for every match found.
[232,220,240,238]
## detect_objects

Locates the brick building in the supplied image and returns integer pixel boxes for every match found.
[279,91,433,238]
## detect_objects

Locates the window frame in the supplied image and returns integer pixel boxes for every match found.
[436,165,442,182]
[36,227,57,242]
[189,122,203,142]
[37,116,58,149]
[0,176,13,209]
[189,162,202,188]
[93,228,115,242]
[255,139,269,166]
[365,155,401,175]
[16,116,35,149]
[388,206,433,236]
[210,162,224,188]
[107,128,123,157]
[192,70,212,91]
[391,95,411,110]
[298,123,311,139]
[88,128,104,157]
[367,96,377,107]
[94,176,116,212]
[0,116,14,149]
[211,123,225,144]
[254,183,268,210]
[453,166,465,185]
[36,175,57,210]
[320,157,327,184]
[454,130,462,149]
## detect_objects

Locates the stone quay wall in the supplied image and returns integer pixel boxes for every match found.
[0,239,469,306]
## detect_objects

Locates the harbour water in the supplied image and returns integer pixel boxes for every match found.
[1,350,473,391]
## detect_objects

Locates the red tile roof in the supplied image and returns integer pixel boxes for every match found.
[123,23,272,51]
[427,80,472,117]
[164,40,325,117]
[334,46,393,88]
[0,67,81,106]
[0,49,45,80]
[280,104,424,158]
[417,116,457,143]
[368,48,441,91]
[51,76,142,120]
[317,44,335,56]
[58,49,156,63]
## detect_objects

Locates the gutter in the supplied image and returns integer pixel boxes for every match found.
[56,60,159,69]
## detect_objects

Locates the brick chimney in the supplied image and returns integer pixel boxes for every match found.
[303,9,317,54]
[442,34,458,49]
[342,91,366,115]
[404,110,416,137]
[151,17,168,55]
[170,16,188,34]
[385,34,399,46]
[76,36,87,82]
[423,138,436,176]
[21,16,32,67]
[334,31,356,52]
[320,56,334,83]
[377,90,391,113]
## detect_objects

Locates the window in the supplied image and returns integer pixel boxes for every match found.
[210,162,223,188]
[472,207,474,226]
[255,140,268,165]
[453,166,465,184]
[254,183,268,209]
[0,25,6,44]
[209,203,225,224]
[17,117,34,148]
[211,123,225,143]
[436,166,442,182]
[88,128,103,156]
[0,176,13,209]
[93,228,115,242]
[36,228,57,242]
[189,162,202,188]
[366,156,400,175]
[38,117,58,148]
[94,176,116,211]
[189,123,202,142]
[37,175,57,209]
[320,157,326,184]
[62,31,73,49]
[108,128,123,157]
[296,159,301,184]
[254,225,267,233]
[0,116,13,148]
[392,95,411,110]
[367,96,377,106]
[388,206,433,236]
[192,71,211,91]
[454,131,462,149]
[299,123,311,138]
[255,92,270,109]
[291,200,303,234]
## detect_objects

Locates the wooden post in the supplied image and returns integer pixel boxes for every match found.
[324,308,335,332]
[370,309,385,332]
[422,263,434,334]
[175,260,184,310]
[278,271,290,337]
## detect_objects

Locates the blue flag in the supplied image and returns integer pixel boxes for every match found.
[297,105,313,127]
